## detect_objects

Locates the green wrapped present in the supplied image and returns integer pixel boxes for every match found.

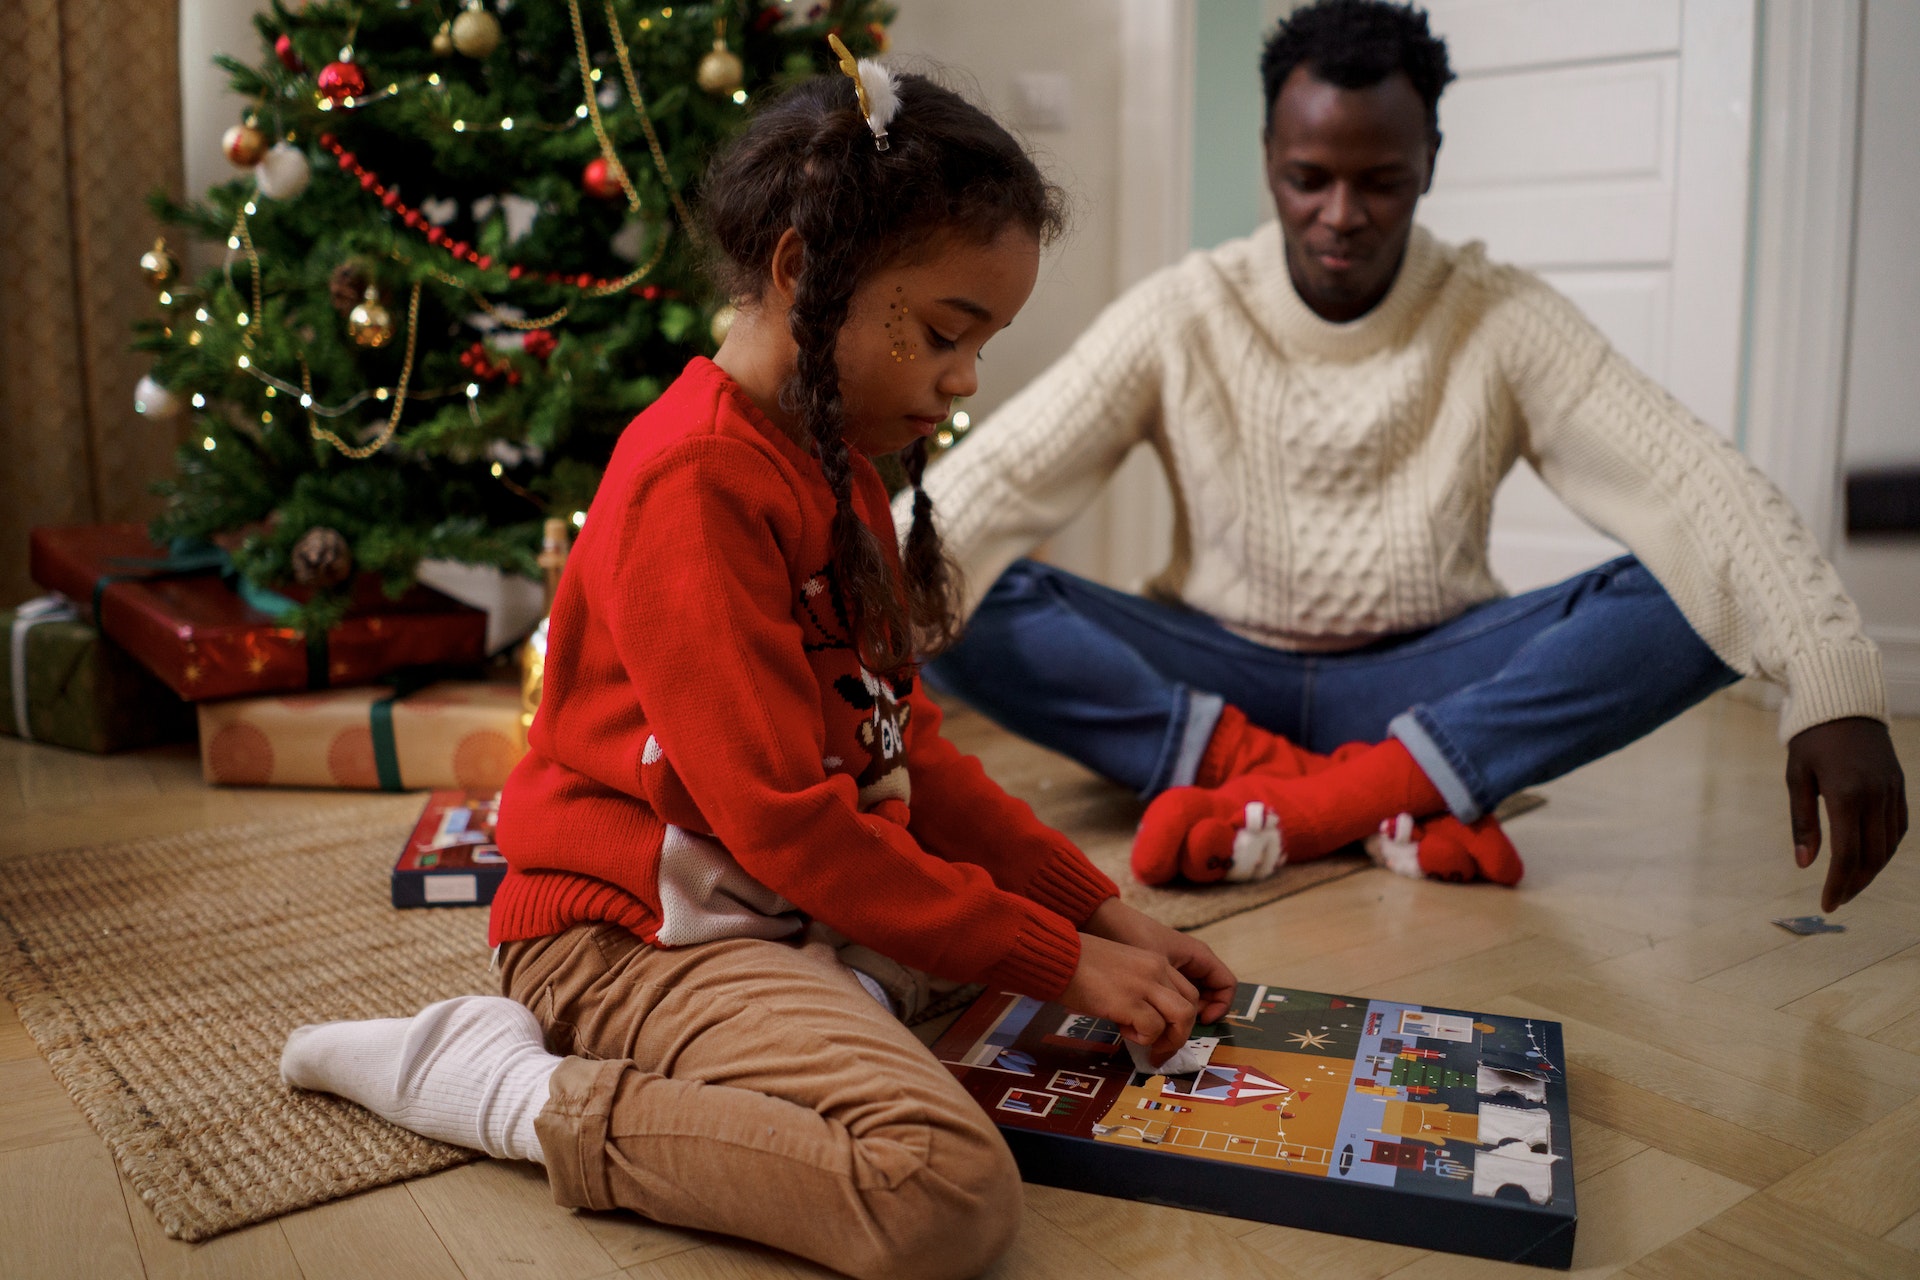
[3,597,193,753]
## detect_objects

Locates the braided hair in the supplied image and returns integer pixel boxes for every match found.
[702,73,1064,678]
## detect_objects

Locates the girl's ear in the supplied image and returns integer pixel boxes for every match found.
[768,227,806,308]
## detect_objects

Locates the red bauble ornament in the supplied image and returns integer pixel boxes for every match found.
[581,157,623,200]
[317,60,366,104]
[522,329,557,360]
[274,34,305,73]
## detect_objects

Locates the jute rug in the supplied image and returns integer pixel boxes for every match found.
[0,749,1382,1241]
[0,799,494,1241]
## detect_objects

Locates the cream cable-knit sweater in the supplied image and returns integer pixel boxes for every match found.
[906,223,1886,742]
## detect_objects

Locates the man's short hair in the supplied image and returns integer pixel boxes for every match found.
[1260,0,1455,139]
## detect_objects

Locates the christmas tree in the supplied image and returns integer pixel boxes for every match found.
[136,0,893,632]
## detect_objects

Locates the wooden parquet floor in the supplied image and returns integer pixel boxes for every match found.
[2,690,1917,1279]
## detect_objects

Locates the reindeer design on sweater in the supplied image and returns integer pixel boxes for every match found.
[833,668,913,810]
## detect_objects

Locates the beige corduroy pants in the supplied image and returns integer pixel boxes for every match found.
[498,924,1021,1280]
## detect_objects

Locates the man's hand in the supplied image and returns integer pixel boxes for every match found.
[1083,898,1238,1026]
[1786,717,1908,912]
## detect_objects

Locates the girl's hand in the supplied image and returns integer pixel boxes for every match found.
[1084,897,1239,1025]
[1060,934,1202,1066]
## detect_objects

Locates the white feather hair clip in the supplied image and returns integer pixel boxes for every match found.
[827,33,900,151]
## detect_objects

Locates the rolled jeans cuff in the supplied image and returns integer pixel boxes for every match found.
[537,1055,627,1212]
[1389,709,1489,823]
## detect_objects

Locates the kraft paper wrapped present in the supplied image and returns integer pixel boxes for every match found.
[197,680,526,790]
[3,597,193,753]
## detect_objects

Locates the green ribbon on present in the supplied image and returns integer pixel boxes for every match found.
[369,694,404,791]
[97,540,329,689]
[365,670,444,791]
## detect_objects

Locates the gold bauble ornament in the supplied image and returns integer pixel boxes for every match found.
[347,285,395,348]
[431,21,455,55]
[709,303,738,346]
[222,120,270,167]
[451,7,503,58]
[139,237,179,289]
[696,40,744,96]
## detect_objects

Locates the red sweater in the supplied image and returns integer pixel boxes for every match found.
[490,358,1117,999]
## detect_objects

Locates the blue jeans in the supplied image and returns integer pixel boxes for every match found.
[925,556,1739,822]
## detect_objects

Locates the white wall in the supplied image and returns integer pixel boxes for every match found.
[180,0,267,269]
[1832,0,1920,712]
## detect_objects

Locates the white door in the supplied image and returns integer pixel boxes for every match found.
[1416,0,1756,591]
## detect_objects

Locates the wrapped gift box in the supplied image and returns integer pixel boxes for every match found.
[2,597,193,753]
[198,680,527,790]
[932,983,1576,1268]
[30,523,487,702]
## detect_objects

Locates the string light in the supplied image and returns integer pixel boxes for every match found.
[237,354,250,369]
[191,393,206,408]
[453,119,467,131]
[465,382,480,398]
[953,411,971,429]
[188,331,203,346]
[195,307,210,322]
[428,73,441,85]
[490,462,504,477]
[732,89,747,104]
[236,311,250,327]
[300,394,313,407]
[202,437,217,451]
[158,291,172,305]
[261,411,274,424]
[243,201,257,215]
[590,68,603,82]
[501,117,514,130]
[263,385,275,397]
[227,235,241,250]
[571,511,586,527]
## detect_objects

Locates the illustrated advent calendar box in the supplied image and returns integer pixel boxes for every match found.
[391,790,507,908]
[931,983,1576,1268]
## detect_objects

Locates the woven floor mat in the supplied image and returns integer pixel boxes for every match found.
[0,798,497,1241]
[0,734,1383,1241]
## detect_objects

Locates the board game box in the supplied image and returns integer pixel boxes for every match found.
[391,790,506,908]
[931,982,1575,1268]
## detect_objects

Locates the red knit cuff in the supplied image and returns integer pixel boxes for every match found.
[982,913,1083,1001]
[1023,842,1119,928]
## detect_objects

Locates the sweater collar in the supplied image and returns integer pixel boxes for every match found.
[1251,222,1450,361]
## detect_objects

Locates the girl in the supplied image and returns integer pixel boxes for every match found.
[280,62,1234,1280]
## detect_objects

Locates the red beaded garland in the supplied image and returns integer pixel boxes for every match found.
[318,134,646,293]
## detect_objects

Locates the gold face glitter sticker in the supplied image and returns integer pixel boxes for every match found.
[885,287,916,362]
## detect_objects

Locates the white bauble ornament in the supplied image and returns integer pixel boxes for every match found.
[134,374,182,419]
[254,143,312,199]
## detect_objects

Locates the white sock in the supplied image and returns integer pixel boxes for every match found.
[280,995,559,1163]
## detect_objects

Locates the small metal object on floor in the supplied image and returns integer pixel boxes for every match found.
[1772,914,1846,935]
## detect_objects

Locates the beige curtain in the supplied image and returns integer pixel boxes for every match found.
[0,0,186,607]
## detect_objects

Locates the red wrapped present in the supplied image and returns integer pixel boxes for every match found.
[29,524,487,702]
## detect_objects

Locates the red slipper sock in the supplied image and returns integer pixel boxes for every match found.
[1133,739,1446,885]
[1367,813,1525,886]
[1192,705,1327,788]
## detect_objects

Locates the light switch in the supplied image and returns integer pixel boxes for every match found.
[1012,71,1072,132]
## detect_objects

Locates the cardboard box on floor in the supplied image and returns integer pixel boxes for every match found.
[932,982,1576,1268]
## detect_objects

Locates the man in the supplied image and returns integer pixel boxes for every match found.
[902,0,1904,907]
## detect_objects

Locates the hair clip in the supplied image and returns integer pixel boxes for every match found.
[827,32,899,151]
